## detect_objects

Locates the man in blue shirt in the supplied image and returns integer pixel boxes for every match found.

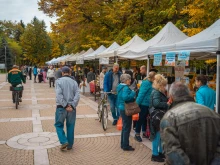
[104,63,122,125]
[195,75,216,110]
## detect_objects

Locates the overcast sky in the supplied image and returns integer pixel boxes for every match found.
[0,0,56,31]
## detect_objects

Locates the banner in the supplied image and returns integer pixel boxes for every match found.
[153,53,162,66]
[99,58,109,64]
[165,52,176,66]
[178,51,190,66]
[130,60,137,66]
[76,59,84,64]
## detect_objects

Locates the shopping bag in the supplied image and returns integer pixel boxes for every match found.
[117,117,123,130]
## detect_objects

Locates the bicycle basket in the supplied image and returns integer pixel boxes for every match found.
[10,86,23,91]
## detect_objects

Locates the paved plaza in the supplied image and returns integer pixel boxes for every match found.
[0,74,162,165]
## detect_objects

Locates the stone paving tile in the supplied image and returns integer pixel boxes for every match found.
[0,144,34,165]
[48,136,162,165]
[0,109,32,118]
[40,108,55,117]
[37,100,56,105]
[0,121,32,140]
[0,100,32,107]
[42,118,120,135]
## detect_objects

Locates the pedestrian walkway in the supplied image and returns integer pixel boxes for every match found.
[0,74,162,165]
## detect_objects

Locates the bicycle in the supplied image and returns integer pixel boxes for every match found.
[10,86,23,109]
[97,92,112,131]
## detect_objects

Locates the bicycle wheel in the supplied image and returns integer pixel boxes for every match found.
[101,105,108,131]
[15,92,18,109]
[97,102,102,122]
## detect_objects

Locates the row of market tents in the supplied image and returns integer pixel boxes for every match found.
[46,19,220,112]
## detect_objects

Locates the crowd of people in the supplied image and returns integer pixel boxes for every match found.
[7,63,219,164]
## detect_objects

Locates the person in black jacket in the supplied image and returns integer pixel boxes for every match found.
[87,68,95,83]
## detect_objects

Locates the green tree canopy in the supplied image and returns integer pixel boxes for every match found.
[20,17,52,65]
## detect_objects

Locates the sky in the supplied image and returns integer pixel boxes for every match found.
[0,0,57,31]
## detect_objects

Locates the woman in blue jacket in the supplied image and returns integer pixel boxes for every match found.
[135,71,156,142]
[117,74,136,151]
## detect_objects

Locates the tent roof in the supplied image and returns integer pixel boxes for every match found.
[68,48,94,61]
[117,22,188,59]
[147,19,220,55]
[96,42,120,58]
[84,45,106,60]
[98,35,145,58]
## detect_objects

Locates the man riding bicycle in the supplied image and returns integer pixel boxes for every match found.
[8,65,26,102]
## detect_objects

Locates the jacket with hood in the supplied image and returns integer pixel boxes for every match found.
[8,68,26,85]
[116,83,135,111]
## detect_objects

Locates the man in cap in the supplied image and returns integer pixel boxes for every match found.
[54,66,80,151]
[8,65,26,102]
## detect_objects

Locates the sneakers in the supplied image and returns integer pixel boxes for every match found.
[19,98,22,102]
[151,155,165,162]
[159,152,165,159]
[134,134,142,142]
[60,143,68,151]
[123,146,135,151]
[67,147,72,150]
[112,120,117,126]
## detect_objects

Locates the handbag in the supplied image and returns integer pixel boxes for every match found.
[125,101,141,116]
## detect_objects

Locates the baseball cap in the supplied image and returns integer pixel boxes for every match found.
[61,66,70,73]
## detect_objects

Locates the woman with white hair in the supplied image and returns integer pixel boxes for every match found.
[116,74,136,151]
[150,74,170,162]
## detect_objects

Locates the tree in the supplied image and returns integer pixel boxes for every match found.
[20,17,52,65]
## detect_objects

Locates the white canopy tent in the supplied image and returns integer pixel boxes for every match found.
[67,50,86,62]
[84,45,106,60]
[76,48,95,61]
[117,22,188,59]
[96,42,120,58]
[144,19,220,113]
[98,35,145,58]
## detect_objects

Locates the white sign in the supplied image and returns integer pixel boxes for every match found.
[0,64,6,69]
[99,58,109,64]
[76,59,84,64]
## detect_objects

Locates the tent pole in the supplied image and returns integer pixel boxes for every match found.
[216,51,220,113]
[147,55,150,76]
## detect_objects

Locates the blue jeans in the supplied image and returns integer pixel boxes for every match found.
[135,105,149,134]
[120,110,132,149]
[108,94,119,121]
[152,131,162,156]
[54,107,76,148]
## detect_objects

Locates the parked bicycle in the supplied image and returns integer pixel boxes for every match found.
[97,92,111,131]
[10,86,23,109]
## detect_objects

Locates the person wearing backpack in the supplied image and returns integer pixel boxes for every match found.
[150,74,170,162]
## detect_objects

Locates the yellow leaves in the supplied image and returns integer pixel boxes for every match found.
[205,59,217,64]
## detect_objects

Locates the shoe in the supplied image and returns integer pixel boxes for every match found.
[13,100,15,103]
[142,133,149,139]
[123,146,135,151]
[112,120,117,126]
[151,155,165,162]
[19,98,22,102]
[133,127,136,130]
[159,153,165,159]
[50,86,51,88]
[60,143,68,151]
[67,147,72,150]
[134,135,142,142]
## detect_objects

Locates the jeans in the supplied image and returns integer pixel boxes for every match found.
[120,110,132,149]
[49,77,55,87]
[135,105,149,134]
[34,74,37,82]
[54,107,76,148]
[152,131,162,156]
[108,94,119,121]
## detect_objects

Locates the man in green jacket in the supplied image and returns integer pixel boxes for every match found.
[8,65,26,102]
